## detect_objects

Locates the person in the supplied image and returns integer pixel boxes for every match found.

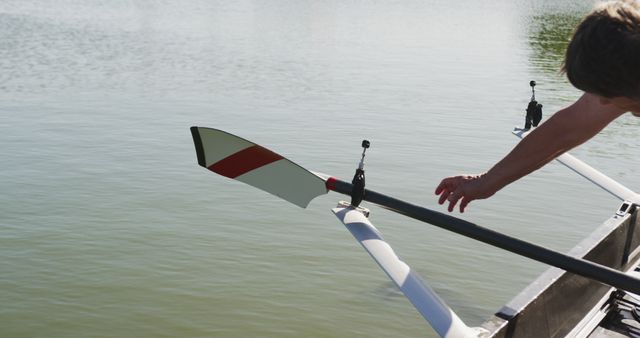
[435,0,640,213]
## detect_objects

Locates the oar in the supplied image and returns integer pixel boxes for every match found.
[190,126,640,295]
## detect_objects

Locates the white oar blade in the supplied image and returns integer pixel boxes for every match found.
[332,204,483,338]
[513,128,640,203]
[191,127,328,208]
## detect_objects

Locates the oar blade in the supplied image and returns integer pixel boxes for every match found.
[190,126,328,208]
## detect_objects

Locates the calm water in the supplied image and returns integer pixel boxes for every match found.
[2,1,640,337]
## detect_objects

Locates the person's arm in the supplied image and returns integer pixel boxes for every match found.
[435,93,626,212]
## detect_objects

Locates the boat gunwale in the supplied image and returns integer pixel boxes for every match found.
[481,207,640,337]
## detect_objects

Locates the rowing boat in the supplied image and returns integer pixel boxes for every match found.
[189,126,640,337]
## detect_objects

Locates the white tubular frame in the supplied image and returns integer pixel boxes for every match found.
[513,128,640,204]
[332,204,485,338]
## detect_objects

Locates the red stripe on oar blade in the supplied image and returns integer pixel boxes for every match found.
[209,145,284,178]
[325,176,338,191]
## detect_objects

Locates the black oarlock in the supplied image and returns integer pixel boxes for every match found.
[350,140,370,207]
[524,80,543,129]
[351,168,365,207]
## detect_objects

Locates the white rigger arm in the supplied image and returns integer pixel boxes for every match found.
[332,204,488,338]
[513,128,640,204]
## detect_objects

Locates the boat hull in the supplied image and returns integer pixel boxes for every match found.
[481,206,640,337]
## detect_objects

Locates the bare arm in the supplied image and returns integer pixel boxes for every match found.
[484,93,625,191]
[436,93,626,212]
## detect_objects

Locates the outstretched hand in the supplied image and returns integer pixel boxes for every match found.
[435,174,496,213]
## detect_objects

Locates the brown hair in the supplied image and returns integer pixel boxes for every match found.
[563,0,640,99]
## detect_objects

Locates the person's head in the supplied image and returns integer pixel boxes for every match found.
[563,0,640,110]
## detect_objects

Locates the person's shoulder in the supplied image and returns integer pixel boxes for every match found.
[572,93,627,121]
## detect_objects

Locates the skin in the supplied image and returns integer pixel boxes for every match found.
[435,92,640,213]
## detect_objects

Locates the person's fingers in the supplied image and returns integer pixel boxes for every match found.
[436,178,454,204]
[435,183,444,195]
[447,198,458,212]
[438,189,450,205]
[459,196,471,213]
[435,178,453,195]
[447,190,463,212]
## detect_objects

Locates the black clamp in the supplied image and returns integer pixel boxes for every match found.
[351,140,370,207]
[524,80,543,130]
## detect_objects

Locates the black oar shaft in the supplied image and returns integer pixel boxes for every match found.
[329,178,640,295]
